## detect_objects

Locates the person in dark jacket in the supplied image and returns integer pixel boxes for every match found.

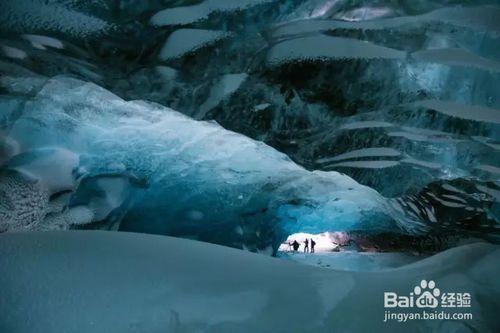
[304,238,309,253]
[311,239,316,253]
[292,240,300,251]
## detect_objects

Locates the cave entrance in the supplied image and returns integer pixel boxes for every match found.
[276,231,423,271]
[278,231,349,253]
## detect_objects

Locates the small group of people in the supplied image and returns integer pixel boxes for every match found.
[289,238,316,253]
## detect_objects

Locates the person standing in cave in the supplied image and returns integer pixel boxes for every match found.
[304,238,309,253]
[292,240,300,252]
[310,239,316,253]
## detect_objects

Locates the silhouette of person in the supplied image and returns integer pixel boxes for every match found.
[304,238,309,253]
[311,239,316,253]
[292,240,300,251]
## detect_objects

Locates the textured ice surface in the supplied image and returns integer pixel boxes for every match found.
[0,45,27,59]
[0,0,110,38]
[0,76,422,251]
[412,48,500,74]
[279,251,422,271]
[0,170,49,232]
[159,29,231,60]
[412,100,500,124]
[267,36,406,66]
[197,73,248,119]
[7,148,79,194]
[271,6,500,38]
[316,148,401,164]
[21,34,64,50]
[150,0,277,26]
[0,0,499,249]
[0,231,499,332]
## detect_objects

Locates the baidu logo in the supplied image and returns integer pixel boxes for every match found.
[383,280,473,322]
[384,279,471,309]
[384,279,440,309]
[414,279,440,308]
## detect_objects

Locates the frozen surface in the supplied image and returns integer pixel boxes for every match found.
[316,148,401,164]
[412,48,500,73]
[0,0,110,38]
[0,231,499,332]
[279,251,422,271]
[267,36,406,66]
[271,6,500,38]
[412,100,500,124]
[326,160,400,169]
[21,34,64,50]
[0,76,421,251]
[0,0,499,251]
[150,0,277,26]
[197,73,248,119]
[159,29,231,60]
[0,45,27,60]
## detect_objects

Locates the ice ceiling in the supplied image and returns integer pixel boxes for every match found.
[0,0,499,253]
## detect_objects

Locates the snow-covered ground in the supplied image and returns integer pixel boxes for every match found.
[1,231,499,332]
[278,232,422,271]
[279,251,423,271]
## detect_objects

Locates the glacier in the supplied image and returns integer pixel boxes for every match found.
[0,0,499,252]
[1,0,500,331]
[1,76,419,252]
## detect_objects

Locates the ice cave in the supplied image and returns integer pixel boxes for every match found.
[0,0,499,332]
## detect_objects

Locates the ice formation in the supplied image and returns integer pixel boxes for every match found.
[150,0,278,26]
[0,0,111,38]
[0,0,499,252]
[266,36,406,66]
[0,76,420,251]
[159,29,232,60]
[271,6,500,38]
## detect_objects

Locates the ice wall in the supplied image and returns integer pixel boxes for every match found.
[0,0,499,248]
[0,76,420,252]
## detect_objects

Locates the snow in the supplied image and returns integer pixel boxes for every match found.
[279,251,422,271]
[0,231,498,332]
[7,148,79,194]
[159,29,231,60]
